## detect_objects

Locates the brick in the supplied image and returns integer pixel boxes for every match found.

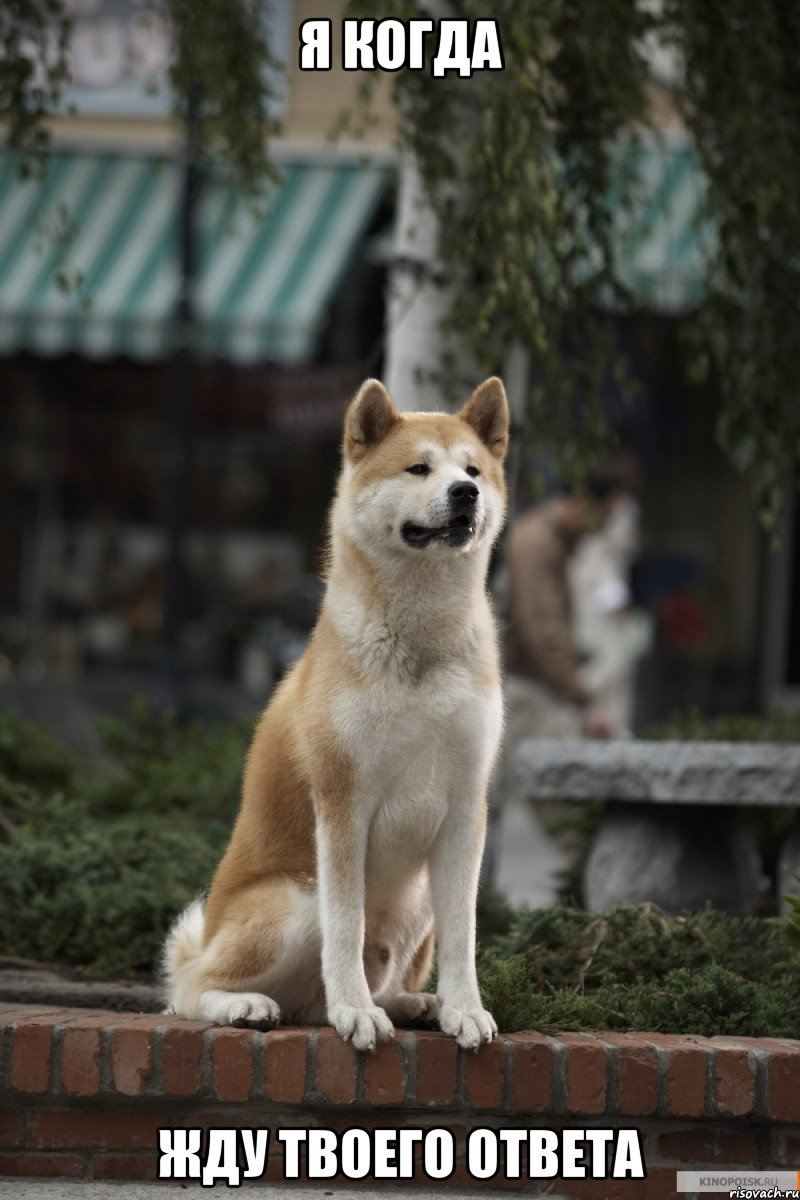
[739,1036,800,1053]
[769,1047,800,1122]
[111,1024,155,1096]
[60,1026,103,1097]
[30,1108,165,1151]
[509,1033,555,1114]
[263,1029,308,1103]
[712,1047,755,1117]
[93,1153,158,1181]
[162,1022,207,1097]
[636,1031,712,1118]
[0,1006,64,1024]
[330,1113,434,1136]
[0,1107,25,1148]
[10,1016,63,1093]
[260,1154,293,1182]
[661,1040,708,1118]
[211,1027,254,1102]
[602,1034,658,1116]
[562,1033,606,1115]
[0,1152,86,1178]
[51,1011,119,1027]
[314,1028,358,1104]
[712,1035,793,1054]
[60,1010,123,1028]
[464,1036,506,1110]
[771,1128,800,1166]
[363,1035,407,1105]
[415,1032,457,1106]
[657,1127,758,1166]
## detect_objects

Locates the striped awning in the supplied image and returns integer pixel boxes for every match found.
[0,151,389,363]
[611,133,711,312]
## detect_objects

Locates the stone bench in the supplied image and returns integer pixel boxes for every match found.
[515,740,800,914]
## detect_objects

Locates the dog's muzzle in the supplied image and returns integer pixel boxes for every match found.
[401,482,480,548]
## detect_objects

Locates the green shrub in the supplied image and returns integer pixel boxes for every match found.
[0,701,246,975]
[475,902,800,1037]
[0,813,226,974]
[493,903,794,989]
[89,697,248,819]
[478,958,800,1040]
[648,707,800,743]
[785,873,800,953]
[0,707,74,791]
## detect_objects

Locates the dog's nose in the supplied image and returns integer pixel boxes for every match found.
[448,480,479,508]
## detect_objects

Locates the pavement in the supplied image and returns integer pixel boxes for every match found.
[0,967,160,1012]
[0,1184,554,1199]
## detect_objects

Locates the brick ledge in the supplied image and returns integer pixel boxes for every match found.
[2,1003,800,1194]
[2,1002,799,1117]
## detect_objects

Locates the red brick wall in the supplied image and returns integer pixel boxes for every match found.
[1,1004,799,1196]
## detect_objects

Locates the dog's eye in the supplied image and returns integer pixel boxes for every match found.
[406,463,430,476]
[466,465,480,478]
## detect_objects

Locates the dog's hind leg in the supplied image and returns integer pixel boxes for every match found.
[403,925,436,994]
[198,988,281,1029]
[164,876,322,1027]
[382,926,439,1025]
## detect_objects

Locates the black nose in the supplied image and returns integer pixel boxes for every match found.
[448,480,479,509]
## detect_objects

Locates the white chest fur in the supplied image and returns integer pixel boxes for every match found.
[331,660,502,891]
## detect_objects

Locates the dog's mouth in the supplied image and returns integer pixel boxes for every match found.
[401,513,477,548]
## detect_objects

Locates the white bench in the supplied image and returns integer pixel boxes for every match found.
[516,739,800,914]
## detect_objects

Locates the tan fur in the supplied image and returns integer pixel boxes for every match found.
[163,377,509,1050]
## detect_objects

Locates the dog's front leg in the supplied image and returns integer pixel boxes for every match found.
[428,795,497,1050]
[316,810,394,1052]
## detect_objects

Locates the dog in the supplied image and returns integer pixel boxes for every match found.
[163,375,509,1051]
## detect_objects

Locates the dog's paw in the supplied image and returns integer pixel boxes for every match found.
[384,992,440,1025]
[199,989,281,1029]
[438,1002,497,1051]
[329,1003,394,1051]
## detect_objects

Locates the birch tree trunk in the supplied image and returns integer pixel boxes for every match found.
[383,152,452,412]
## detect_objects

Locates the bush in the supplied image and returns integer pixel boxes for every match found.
[0,700,247,974]
[0,708,74,792]
[649,707,800,743]
[89,697,248,819]
[475,897,800,1037]
[0,814,225,974]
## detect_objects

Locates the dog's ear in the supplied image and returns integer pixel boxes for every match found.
[344,379,400,462]
[459,377,509,460]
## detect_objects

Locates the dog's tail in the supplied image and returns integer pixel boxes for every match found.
[161,898,206,1014]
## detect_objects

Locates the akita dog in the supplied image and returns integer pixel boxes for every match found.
[163,376,509,1051]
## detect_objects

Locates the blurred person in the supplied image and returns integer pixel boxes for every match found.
[489,469,628,908]
[503,468,628,743]
[570,489,653,732]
